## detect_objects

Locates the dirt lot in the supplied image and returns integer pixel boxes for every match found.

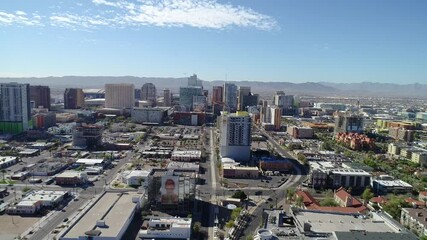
[0,214,40,240]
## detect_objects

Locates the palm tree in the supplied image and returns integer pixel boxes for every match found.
[286,188,296,202]
[193,221,201,237]
[295,195,304,208]
[1,169,6,181]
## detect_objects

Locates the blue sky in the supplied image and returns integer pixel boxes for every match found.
[0,0,426,84]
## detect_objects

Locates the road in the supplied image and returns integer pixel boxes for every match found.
[208,127,220,239]
[237,126,307,239]
[202,125,308,239]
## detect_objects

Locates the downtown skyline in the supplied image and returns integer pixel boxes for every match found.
[1,0,427,84]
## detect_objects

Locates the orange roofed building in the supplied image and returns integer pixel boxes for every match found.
[295,188,368,214]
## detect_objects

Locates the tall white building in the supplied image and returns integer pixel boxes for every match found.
[105,83,135,109]
[0,83,31,133]
[220,111,251,162]
[141,83,156,102]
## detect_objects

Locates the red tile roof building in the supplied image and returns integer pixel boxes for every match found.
[295,189,368,214]
[335,132,375,150]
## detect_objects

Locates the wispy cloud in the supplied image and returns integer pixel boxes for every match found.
[0,11,42,26]
[94,0,277,30]
[0,0,277,30]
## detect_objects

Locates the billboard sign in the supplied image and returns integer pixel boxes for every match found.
[160,175,179,204]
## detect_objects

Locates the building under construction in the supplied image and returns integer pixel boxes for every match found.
[334,112,364,134]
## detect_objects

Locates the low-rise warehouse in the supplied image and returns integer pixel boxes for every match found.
[121,170,152,186]
[171,150,202,162]
[372,175,413,194]
[60,192,142,240]
[55,171,88,185]
[223,165,259,178]
[0,156,17,169]
[7,190,69,215]
[75,158,105,167]
[139,217,191,240]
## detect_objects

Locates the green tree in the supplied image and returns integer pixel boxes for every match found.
[319,197,339,207]
[231,207,242,220]
[382,195,410,219]
[225,220,235,228]
[321,140,334,151]
[193,221,201,236]
[286,188,296,202]
[361,187,374,203]
[297,153,308,165]
[22,186,32,193]
[232,190,247,201]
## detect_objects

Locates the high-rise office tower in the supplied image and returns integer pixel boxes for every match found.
[141,83,156,103]
[237,86,251,111]
[273,91,286,106]
[273,91,294,115]
[163,89,172,107]
[284,95,294,107]
[212,86,224,115]
[0,83,31,133]
[188,74,202,87]
[105,83,135,109]
[246,93,259,108]
[30,85,51,110]
[212,86,223,104]
[64,88,85,109]
[192,95,207,111]
[219,111,251,162]
[134,88,142,100]
[237,86,259,111]
[260,100,269,123]
[179,86,203,111]
[202,89,208,98]
[223,83,238,112]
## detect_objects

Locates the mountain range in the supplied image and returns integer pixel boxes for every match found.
[0,76,425,98]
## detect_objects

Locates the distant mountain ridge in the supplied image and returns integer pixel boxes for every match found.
[319,82,427,98]
[0,76,425,98]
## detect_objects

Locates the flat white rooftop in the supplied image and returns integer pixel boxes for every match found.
[374,179,413,187]
[63,192,139,239]
[293,210,403,233]
[167,162,200,170]
[330,168,370,176]
[147,217,192,229]
[123,170,151,178]
[76,158,104,165]
[171,150,202,157]
[56,170,84,178]
[24,190,68,203]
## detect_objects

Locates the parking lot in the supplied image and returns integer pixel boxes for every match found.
[224,173,289,189]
